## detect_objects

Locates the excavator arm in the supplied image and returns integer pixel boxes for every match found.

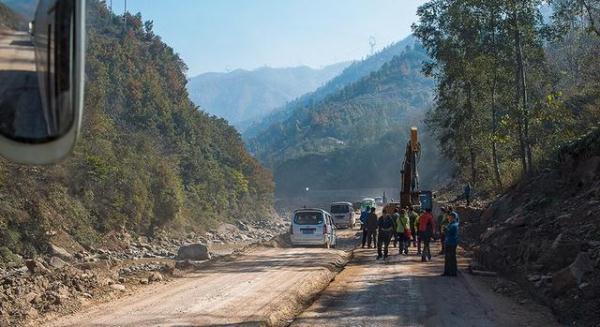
[400,127,421,208]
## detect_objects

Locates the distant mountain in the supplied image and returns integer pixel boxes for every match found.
[0,2,26,30]
[0,0,35,20]
[247,44,451,194]
[242,35,418,140]
[186,62,350,126]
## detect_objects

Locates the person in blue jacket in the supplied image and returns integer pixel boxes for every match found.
[443,212,459,276]
[360,206,370,248]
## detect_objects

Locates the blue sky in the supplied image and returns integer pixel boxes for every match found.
[120,0,426,76]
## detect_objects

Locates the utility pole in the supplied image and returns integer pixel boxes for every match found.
[369,36,376,56]
[124,0,127,13]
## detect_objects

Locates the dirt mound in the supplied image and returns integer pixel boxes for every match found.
[462,129,600,326]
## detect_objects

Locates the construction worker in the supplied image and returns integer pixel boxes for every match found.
[360,206,370,248]
[443,212,460,276]
[394,208,409,255]
[377,208,396,260]
[408,207,418,248]
[417,208,434,262]
[366,207,378,248]
[437,207,449,255]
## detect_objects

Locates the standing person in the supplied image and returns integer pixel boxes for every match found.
[415,211,421,255]
[464,183,472,206]
[391,208,399,248]
[443,212,460,276]
[366,207,378,248]
[394,208,409,255]
[360,207,370,248]
[408,207,418,248]
[437,207,449,255]
[377,209,396,260]
[418,208,434,262]
[389,207,399,248]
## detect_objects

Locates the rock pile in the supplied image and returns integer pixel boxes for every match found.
[0,261,102,326]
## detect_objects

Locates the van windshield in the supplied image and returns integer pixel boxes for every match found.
[294,212,324,225]
[330,205,349,214]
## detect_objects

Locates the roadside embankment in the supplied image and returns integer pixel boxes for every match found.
[460,129,600,325]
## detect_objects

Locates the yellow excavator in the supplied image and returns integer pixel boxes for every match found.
[384,127,432,213]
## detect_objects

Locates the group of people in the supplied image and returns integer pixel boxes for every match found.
[359,205,460,276]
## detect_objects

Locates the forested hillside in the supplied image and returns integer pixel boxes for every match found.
[187,63,349,127]
[0,1,274,265]
[242,36,417,140]
[248,45,450,194]
[413,0,600,192]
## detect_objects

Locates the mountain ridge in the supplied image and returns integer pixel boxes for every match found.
[241,35,418,140]
[187,62,350,126]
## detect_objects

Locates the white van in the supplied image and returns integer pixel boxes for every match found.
[290,208,337,248]
[330,202,355,228]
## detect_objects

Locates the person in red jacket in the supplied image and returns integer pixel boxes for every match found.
[417,208,435,262]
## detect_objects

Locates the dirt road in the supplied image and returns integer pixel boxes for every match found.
[292,241,558,327]
[44,229,360,327]
[45,225,559,327]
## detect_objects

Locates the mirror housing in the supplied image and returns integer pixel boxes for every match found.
[0,0,85,164]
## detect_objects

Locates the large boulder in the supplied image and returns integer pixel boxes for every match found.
[177,244,211,260]
[25,259,50,274]
[48,256,68,269]
[48,244,73,262]
[552,252,594,295]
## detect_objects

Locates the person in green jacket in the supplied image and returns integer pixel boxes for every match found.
[395,208,409,255]
[408,207,419,248]
[414,212,421,255]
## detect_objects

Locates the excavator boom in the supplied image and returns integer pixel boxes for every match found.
[400,127,425,209]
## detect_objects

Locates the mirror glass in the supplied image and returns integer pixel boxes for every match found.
[0,0,75,143]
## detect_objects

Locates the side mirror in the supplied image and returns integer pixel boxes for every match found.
[0,0,85,164]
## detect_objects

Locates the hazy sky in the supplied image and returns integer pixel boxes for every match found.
[121,0,427,76]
